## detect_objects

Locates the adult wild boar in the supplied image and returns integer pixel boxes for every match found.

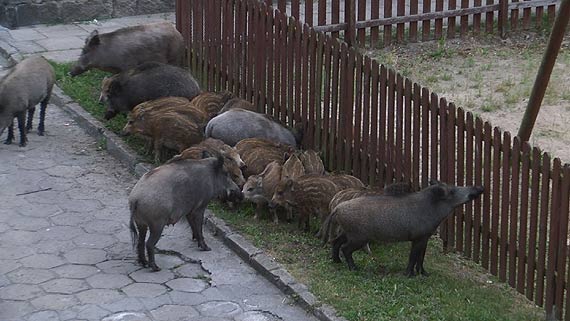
[236,138,296,178]
[102,62,201,120]
[323,180,484,275]
[205,108,297,146]
[123,99,208,163]
[129,155,242,271]
[0,56,55,147]
[70,22,184,76]
[168,138,245,186]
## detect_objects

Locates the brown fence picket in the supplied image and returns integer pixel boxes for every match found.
[361,57,372,181]
[353,53,364,177]
[456,106,464,253]
[422,0,432,41]
[448,0,457,38]
[378,65,388,184]
[508,137,521,288]
[545,158,562,318]
[435,0,444,38]
[464,111,474,257]
[491,127,502,276]
[556,167,570,320]
[384,0,393,46]
[397,0,406,42]
[499,132,511,282]
[404,78,413,183]
[369,60,380,186]
[482,122,492,269]
[527,147,542,301]
[412,83,421,189]
[517,142,531,294]
[371,0,380,45]
[536,152,551,306]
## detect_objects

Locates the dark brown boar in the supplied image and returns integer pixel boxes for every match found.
[326,173,365,190]
[70,22,184,76]
[168,138,245,186]
[129,155,242,271]
[190,91,235,119]
[123,100,208,163]
[0,56,55,147]
[242,161,283,223]
[298,150,325,175]
[236,138,296,178]
[103,62,201,120]
[270,175,340,231]
[218,97,257,114]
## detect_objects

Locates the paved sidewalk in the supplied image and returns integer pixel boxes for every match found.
[0,15,319,321]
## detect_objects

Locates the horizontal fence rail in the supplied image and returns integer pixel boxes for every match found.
[259,0,559,46]
[177,0,570,319]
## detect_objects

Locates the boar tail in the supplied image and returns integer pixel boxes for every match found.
[129,201,138,250]
[321,210,335,246]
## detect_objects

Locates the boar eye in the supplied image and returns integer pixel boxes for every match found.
[247,187,254,192]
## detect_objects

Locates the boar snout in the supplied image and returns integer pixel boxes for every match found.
[104,109,118,120]
[469,186,485,200]
[227,189,244,203]
[69,65,85,77]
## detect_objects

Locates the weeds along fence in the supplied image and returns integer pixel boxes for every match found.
[176,0,570,319]
[258,0,559,47]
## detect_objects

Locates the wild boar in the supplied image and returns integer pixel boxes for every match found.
[70,22,184,76]
[235,138,296,178]
[218,97,257,114]
[323,180,484,275]
[123,100,208,163]
[168,138,245,186]
[327,173,364,190]
[281,153,305,181]
[242,161,283,223]
[190,91,235,119]
[270,175,340,231]
[129,155,242,271]
[205,108,297,146]
[298,150,325,175]
[102,62,201,120]
[98,74,118,104]
[0,56,55,147]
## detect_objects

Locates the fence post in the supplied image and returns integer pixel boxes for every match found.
[345,0,357,46]
[498,0,508,38]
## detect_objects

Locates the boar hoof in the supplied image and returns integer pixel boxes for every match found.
[332,256,342,263]
[150,263,161,272]
[138,259,148,267]
[37,130,45,136]
[3,139,12,145]
[199,243,211,251]
[405,270,416,278]
[19,142,27,147]
[419,269,430,277]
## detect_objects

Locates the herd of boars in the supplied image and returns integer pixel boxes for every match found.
[0,22,485,275]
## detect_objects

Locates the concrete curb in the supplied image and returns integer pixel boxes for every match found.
[0,42,348,321]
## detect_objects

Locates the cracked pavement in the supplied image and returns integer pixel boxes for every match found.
[0,44,318,321]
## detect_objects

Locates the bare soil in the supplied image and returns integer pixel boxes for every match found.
[366,30,570,164]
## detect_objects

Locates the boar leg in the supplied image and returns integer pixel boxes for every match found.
[253,202,263,220]
[4,120,14,145]
[341,239,367,271]
[16,111,27,147]
[192,207,211,251]
[269,207,279,224]
[136,224,149,267]
[146,223,165,272]
[185,214,198,241]
[38,97,49,136]
[405,236,429,277]
[331,233,347,263]
[415,236,430,276]
[26,107,35,133]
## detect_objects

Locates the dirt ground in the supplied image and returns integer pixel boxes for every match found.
[366,30,570,164]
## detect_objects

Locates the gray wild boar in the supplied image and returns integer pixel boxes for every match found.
[70,22,184,76]
[242,161,283,223]
[236,138,296,178]
[323,180,484,275]
[168,138,245,186]
[190,91,235,120]
[129,155,243,271]
[102,62,201,120]
[270,175,340,231]
[205,108,297,146]
[298,150,325,175]
[123,98,209,163]
[0,56,55,147]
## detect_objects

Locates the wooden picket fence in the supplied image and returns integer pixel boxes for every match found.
[260,0,558,46]
[176,0,570,319]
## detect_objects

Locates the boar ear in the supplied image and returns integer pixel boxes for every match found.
[213,154,224,171]
[201,150,213,159]
[430,185,447,200]
[428,178,440,186]
[87,30,100,46]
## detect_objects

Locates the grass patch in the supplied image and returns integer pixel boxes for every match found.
[55,60,544,321]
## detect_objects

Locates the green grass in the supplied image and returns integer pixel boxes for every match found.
[211,203,543,321]
[54,61,544,321]
[51,62,152,160]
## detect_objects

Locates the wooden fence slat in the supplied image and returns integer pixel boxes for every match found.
[354,52,364,177]
[490,127,502,276]
[545,158,562,317]
[412,83,421,189]
[438,98,448,246]
[332,0,340,38]
[397,0,406,41]
[410,0,419,42]
[474,0,483,34]
[305,0,314,26]
[482,122,493,269]
[292,0,300,19]
[322,38,333,162]
[287,17,295,125]
[486,0,495,33]
[464,111,474,257]
[361,57,372,181]
[423,0,432,41]
[499,132,511,282]
[555,167,570,319]
[508,137,521,288]
[329,40,341,169]
[536,152,551,306]
[371,0,380,46]
[378,65,388,184]
[404,78,413,183]
[460,0,469,35]
[384,0,393,46]
[337,44,349,170]
[527,147,542,301]
[455,106,464,253]
[474,117,484,263]
[448,0,457,38]
[308,29,318,149]
[517,142,531,294]
[369,60,380,186]
[447,102,458,250]
[435,0,444,39]
[313,32,325,149]
[318,0,327,25]
[343,47,356,172]
[300,24,311,145]
[358,0,367,44]
[421,87,430,188]
[395,73,404,181]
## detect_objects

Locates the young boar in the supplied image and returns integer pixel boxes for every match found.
[327,173,364,190]
[205,108,297,146]
[218,97,257,114]
[0,56,55,147]
[281,153,305,181]
[129,155,242,271]
[323,180,484,275]
[70,22,184,76]
[298,150,325,175]
[242,161,283,223]
[102,62,201,120]
[236,138,296,178]
[123,100,209,163]
[190,91,235,119]
[168,138,245,186]
[270,175,340,231]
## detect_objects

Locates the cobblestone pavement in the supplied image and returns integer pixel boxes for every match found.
[0,17,318,321]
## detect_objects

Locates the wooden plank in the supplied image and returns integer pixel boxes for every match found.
[410,0,419,42]
[455,106,465,253]
[292,0,300,19]
[448,102,458,250]
[412,83,421,189]
[274,11,282,120]
[379,66,389,184]
[369,60,380,186]
[555,167,570,320]
[526,147,542,301]
[474,0,483,34]
[508,136,521,288]
[361,57,372,182]
[421,87,430,188]
[294,20,303,124]
[280,12,289,122]
[422,0,432,41]
[447,0,457,38]
[430,93,439,184]
[278,0,286,13]
[353,53,364,177]
[322,38,333,163]
[460,0,469,36]
[384,0,393,46]
[344,49,356,172]
[473,117,484,262]
[358,0,367,45]
[481,122,493,269]
[511,0,520,31]
[499,132,511,282]
[490,127,502,276]
[332,0,340,38]
[438,98,448,247]
[307,28,317,148]
[287,17,296,126]
[330,41,341,169]
[300,25,310,146]
[404,78,413,183]
[536,6,544,31]
[318,0,327,25]
[371,0,380,46]
[544,158,561,317]
[345,0,357,46]
[464,111,474,257]
[536,152,551,306]
[394,73,404,181]
[313,32,325,149]
[435,0,444,39]
[397,0,406,42]
[517,142,531,294]
[338,44,349,170]
[486,0,495,34]
[305,0,314,26]
[246,1,255,102]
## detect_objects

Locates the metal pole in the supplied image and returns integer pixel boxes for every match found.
[518,0,570,142]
